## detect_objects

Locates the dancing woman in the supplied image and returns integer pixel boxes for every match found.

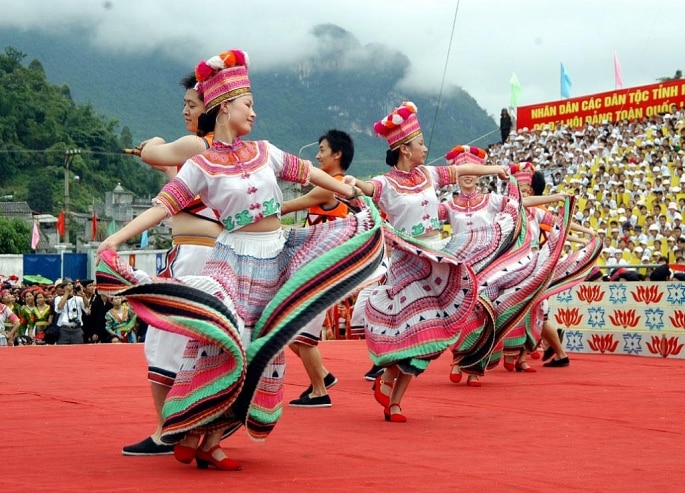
[97,50,384,470]
[349,103,509,421]
[438,146,522,385]
[442,153,573,386]
[501,165,601,370]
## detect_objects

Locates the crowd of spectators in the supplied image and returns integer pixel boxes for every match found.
[0,276,143,346]
[479,108,685,280]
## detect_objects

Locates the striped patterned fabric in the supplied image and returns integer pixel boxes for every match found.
[520,235,603,351]
[96,198,384,442]
[363,226,479,376]
[476,197,574,372]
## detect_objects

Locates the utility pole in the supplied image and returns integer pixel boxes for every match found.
[63,149,80,243]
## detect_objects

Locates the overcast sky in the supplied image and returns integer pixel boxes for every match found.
[2,0,683,119]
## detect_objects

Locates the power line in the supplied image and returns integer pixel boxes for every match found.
[425,0,461,163]
[0,149,136,157]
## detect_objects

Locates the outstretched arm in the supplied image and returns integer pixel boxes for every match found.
[522,193,567,207]
[282,186,336,215]
[97,206,168,254]
[139,135,207,168]
[456,164,509,179]
[309,166,361,200]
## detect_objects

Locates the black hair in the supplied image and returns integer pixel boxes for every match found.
[385,148,400,167]
[531,170,547,196]
[179,72,198,91]
[609,267,643,282]
[196,105,220,138]
[319,129,355,171]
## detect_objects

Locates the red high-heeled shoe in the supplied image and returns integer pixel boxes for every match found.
[383,403,407,423]
[174,443,197,464]
[515,361,536,373]
[195,445,241,471]
[449,362,462,383]
[503,356,516,372]
[374,375,393,408]
[466,374,482,387]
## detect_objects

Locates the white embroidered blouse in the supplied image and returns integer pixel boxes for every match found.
[442,192,506,232]
[155,139,310,232]
[370,165,458,236]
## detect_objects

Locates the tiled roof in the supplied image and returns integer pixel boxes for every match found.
[0,201,32,215]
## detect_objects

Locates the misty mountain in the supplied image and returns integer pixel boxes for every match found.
[0,24,497,177]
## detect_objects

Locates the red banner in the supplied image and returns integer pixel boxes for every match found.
[516,78,685,131]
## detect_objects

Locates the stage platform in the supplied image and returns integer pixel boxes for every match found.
[1,341,683,492]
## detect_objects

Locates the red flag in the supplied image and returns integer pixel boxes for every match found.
[57,210,65,237]
[31,220,40,250]
[91,210,98,241]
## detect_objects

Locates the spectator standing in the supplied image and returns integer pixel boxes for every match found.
[500,108,513,144]
[54,278,88,345]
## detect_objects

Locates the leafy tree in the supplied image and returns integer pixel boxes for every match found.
[26,170,55,213]
[0,216,30,254]
[0,45,163,218]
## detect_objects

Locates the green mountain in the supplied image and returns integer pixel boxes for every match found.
[0,23,497,187]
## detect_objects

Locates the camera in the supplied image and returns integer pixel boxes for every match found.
[69,309,82,327]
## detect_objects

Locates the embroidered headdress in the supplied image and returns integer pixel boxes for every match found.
[195,49,251,112]
[444,145,487,166]
[373,102,422,150]
[510,161,536,185]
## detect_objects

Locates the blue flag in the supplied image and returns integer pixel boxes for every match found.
[140,229,149,249]
[560,63,572,99]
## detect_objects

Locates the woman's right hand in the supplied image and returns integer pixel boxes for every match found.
[97,237,119,255]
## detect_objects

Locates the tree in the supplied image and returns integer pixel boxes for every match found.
[26,170,55,213]
[0,216,30,254]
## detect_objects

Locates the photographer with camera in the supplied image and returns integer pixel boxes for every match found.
[54,278,89,345]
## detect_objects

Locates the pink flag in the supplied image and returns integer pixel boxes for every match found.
[31,220,40,250]
[614,52,623,89]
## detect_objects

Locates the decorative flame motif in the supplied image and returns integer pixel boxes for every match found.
[587,333,619,353]
[646,335,684,358]
[554,307,582,327]
[631,285,663,305]
[669,310,685,329]
[608,309,640,329]
[577,284,604,303]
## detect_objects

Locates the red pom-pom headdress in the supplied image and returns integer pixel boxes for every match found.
[510,161,536,185]
[373,101,422,150]
[196,49,251,112]
[444,145,487,166]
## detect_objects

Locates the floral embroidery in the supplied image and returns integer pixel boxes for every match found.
[263,198,279,216]
[222,216,235,231]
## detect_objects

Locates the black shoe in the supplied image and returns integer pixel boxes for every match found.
[299,373,337,399]
[289,394,332,408]
[542,347,555,362]
[363,365,384,381]
[543,357,570,368]
[122,436,174,456]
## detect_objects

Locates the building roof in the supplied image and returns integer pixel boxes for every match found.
[0,201,32,216]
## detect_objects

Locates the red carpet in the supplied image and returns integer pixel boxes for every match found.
[1,341,683,492]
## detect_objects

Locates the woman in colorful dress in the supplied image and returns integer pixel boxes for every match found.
[19,289,37,340]
[440,153,574,386]
[105,296,138,343]
[500,165,601,371]
[31,290,53,344]
[96,49,384,470]
[348,103,510,421]
[438,146,523,385]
